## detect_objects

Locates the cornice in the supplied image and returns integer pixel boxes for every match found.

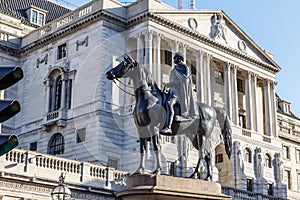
[127,11,280,74]
[20,9,126,54]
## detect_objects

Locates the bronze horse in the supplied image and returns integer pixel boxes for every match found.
[106,56,232,179]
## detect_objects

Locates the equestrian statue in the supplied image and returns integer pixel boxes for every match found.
[106,53,232,180]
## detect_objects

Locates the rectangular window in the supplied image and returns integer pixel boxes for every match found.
[283,145,290,159]
[284,170,291,189]
[238,114,246,128]
[38,13,45,26]
[164,50,172,66]
[246,178,253,192]
[31,10,38,23]
[215,70,224,85]
[57,43,67,60]
[76,128,86,143]
[167,161,176,176]
[215,153,223,163]
[237,78,244,93]
[108,158,118,169]
[29,142,37,151]
[296,149,300,163]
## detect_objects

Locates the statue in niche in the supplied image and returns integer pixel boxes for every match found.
[256,147,263,179]
[275,153,284,185]
[211,13,228,44]
[235,141,244,173]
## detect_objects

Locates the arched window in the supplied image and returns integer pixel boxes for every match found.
[265,154,272,168]
[244,148,252,163]
[46,68,74,113]
[48,133,64,155]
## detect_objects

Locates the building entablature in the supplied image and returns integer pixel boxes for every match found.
[2,0,278,77]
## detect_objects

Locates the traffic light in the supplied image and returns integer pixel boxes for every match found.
[0,66,23,156]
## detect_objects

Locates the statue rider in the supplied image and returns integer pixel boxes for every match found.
[160,52,198,135]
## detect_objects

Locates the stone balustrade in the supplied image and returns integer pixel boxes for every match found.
[0,149,128,191]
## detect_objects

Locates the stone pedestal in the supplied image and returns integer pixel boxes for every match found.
[116,174,231,200]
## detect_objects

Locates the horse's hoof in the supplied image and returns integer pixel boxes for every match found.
[153,169,161,175]
[134,169,144,175]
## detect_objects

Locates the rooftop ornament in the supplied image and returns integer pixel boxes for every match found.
[51,172,72,200]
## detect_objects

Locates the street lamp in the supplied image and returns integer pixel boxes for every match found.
[51,172,72,200]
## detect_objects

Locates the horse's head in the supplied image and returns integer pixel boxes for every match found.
[106,55,137,80]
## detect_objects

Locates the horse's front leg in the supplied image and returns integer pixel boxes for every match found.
[135,137,147,174]
[152,133,162,174]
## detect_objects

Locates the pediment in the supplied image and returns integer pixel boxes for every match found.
[153,10,279,69]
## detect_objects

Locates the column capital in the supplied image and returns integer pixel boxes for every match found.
[133,32,143,39]
[198,49,205,55]
[246,70,254,78]
[143,30,154,39]
[204,52,212,60]
[233,64,239,71]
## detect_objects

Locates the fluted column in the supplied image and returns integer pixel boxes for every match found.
[271,81,278,137]
[136,33,144,64]
[182,44,188,61]
[144,31,153,73]
[264,79,272,136]
[154,33,162,86]
[252,74,258,131]
[225,62,232,119]
[232,65,239,125]
[46,80,52,112]
[245,71,253,130]
[205,53,212,106]
[196,50,204,103]
[172,40,179,63]
[61,77,66,109]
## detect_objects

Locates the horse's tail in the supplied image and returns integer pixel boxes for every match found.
[222,115,232,159]
[215,108,232,159]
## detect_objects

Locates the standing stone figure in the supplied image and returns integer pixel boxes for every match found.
[211,13,228,44]
[256,148,263,180]
[160,52,198,135]
[235,141,244,173]
[275,153,284,185]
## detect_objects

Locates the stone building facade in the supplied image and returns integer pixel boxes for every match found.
[0,0,299,199]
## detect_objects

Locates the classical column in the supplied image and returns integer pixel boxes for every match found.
[232,65,239,125]
[45,80,51,112]
[61,76,66,109]
[225,62,232,119]
[205,53,212,106]
[144,31,153,73]
[196,50,204,103]
[182,44,188,61]
[263,79,272,136]
[271,81,278,137]
[154,33,162,86]
[172,40,179,62]
[245,71,253,130]
[136,33,144,64]
[252,74,258,131]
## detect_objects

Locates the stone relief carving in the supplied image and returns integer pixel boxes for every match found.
[210,13,228,44]
[238,40,247,53]
[76,36,89,51]
[36,54,48,68]
[188,18,198,31]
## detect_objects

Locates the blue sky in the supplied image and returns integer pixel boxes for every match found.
[70,0,300,117]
